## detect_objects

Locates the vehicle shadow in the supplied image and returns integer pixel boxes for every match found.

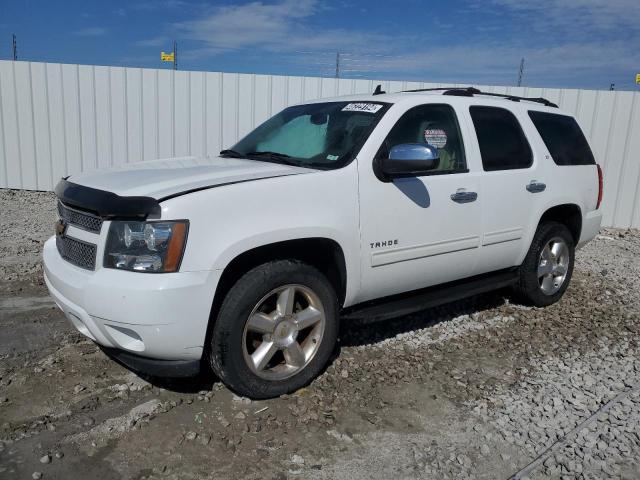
[339,288,510,348]
[99,347,218,394]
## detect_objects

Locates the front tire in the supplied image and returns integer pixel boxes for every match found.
[209,260,338,399]
[514,221,575,307]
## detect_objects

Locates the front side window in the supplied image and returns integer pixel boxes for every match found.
[378,104,467,173]
[470,106,533,171]
[528,111,595,166]
[227,102,389,170]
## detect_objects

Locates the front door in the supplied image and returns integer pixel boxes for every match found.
[357,103,483,303]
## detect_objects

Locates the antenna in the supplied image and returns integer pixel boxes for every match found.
[517,58,525,87]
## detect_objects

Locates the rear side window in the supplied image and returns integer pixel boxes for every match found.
[528,111,595,166]
[470,106,533,171]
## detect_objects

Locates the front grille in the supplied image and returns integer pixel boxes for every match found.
[56,235,97,270]
[57,201,103,233]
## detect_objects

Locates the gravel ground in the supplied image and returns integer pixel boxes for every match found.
[0,189,56,282]
[1,189,639,480]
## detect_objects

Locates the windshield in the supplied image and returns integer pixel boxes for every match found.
[224,101,389,169]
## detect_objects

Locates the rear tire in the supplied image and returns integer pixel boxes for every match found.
[514,221,575,307]
[209,260,338,399]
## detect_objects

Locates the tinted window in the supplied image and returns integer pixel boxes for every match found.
[381,104,467,173]
[470,106,532,171]
[528,111,595,165]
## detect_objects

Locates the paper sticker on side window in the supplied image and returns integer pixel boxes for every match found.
[342,103,383,113]
[424,129,447,148]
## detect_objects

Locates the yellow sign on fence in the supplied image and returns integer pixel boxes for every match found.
[636,73,640,85]
[161,51,175,62]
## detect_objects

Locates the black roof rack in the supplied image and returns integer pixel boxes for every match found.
[401,86,558,108]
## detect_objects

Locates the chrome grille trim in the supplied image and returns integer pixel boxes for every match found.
[57,201,103,233]
[56,235,97,270]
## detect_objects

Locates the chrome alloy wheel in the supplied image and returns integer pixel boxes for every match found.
[242,284,326,380]
[537,237,570,295]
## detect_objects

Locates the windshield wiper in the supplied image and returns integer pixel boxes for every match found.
[246,151,292,159]
[245,151,300,166]
[219,149,245,158]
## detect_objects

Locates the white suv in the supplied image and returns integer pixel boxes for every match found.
[43,86,603,398]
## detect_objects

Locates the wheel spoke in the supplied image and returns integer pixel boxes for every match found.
[538,261,553,278]
[294,306,322,330]
[541,274,555,293]
[557,242,569,262]
[247,312,276,334]
[251,341,278,371]
[551,241,567,260]
[541,244,552,262]
[283,342,305,367]
[276,287,296,316]
[553,264,567,276]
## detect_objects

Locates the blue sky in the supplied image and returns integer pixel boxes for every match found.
[2,0,639,90]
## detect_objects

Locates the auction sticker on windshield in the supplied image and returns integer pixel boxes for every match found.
[342,103,383,113]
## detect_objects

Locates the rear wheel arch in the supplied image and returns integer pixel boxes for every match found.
[536,204,582,245]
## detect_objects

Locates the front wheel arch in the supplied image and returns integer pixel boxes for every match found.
[203,238,346,355]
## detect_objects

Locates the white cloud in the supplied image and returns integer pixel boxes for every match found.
[337,41,638,88]
[135,36,170,48]
[173,0,395,54]
[487,0,640,32]
[75,27,108,36]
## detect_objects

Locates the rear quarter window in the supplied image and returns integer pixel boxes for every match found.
[528,111,596,166]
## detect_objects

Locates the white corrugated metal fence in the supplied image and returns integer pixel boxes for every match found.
[0,60,639,228]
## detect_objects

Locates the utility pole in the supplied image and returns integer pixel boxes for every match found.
[517,58,525,87]
[173,40,177,70]
[12,34,17,61]
[335,52,341,79]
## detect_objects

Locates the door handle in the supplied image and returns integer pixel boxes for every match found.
[526,180,546,193]
[450,189,478,203]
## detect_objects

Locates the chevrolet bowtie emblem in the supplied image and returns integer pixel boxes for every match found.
[55,219,67,236]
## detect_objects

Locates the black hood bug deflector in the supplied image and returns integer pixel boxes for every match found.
[55,179,162,220]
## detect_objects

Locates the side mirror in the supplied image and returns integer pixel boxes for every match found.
[380,143,440,178]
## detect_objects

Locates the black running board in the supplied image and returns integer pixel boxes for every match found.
[341,268,519,322]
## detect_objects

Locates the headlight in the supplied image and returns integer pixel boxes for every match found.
[104,221,188,273]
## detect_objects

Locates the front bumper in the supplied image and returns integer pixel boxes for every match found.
[43,237,220,364]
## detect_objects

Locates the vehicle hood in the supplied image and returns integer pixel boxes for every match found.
[66,156,315,200]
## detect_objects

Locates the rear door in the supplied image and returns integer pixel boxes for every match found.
[468,105,544,274]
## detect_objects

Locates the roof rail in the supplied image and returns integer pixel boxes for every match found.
[401,86,558,108]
